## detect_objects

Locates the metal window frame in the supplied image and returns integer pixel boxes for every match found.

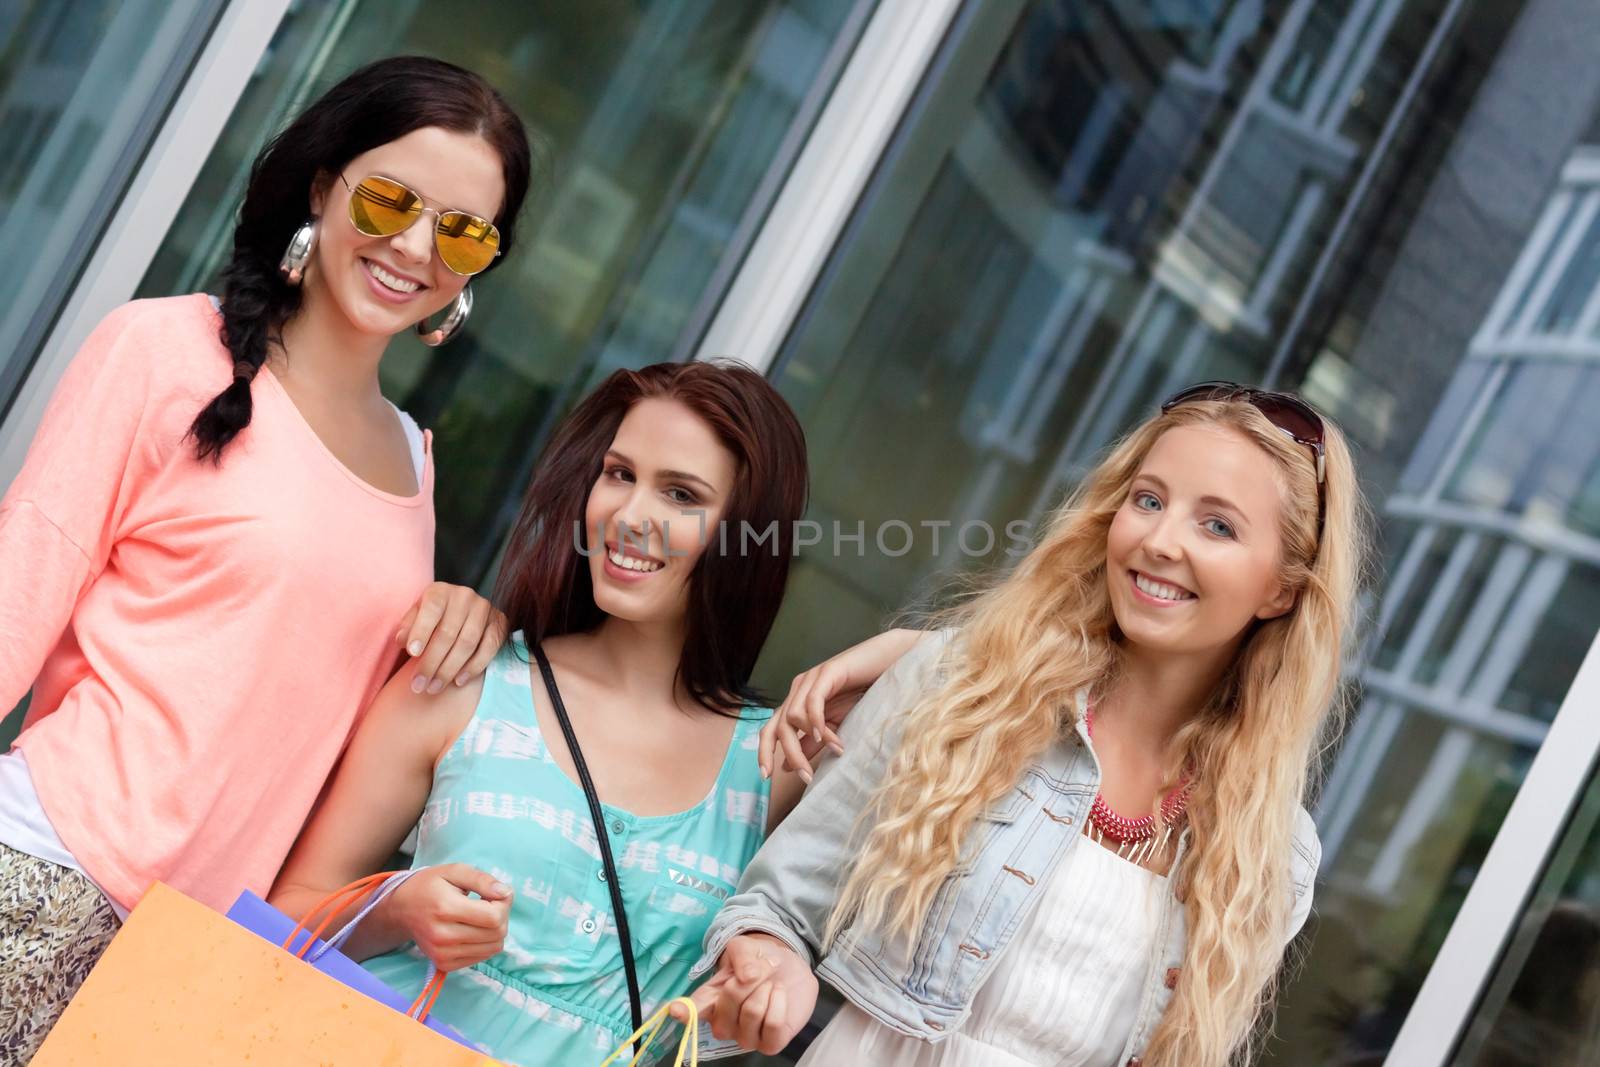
[1385,633,1600,1066]
[0,0,292,487]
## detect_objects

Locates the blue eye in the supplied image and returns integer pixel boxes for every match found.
[1204,517,1235,539]
[1134,491,1161,510]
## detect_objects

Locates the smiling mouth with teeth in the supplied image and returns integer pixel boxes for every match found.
[608,547,664,573]
[365,259,422,294]
[1131,571,1196,602]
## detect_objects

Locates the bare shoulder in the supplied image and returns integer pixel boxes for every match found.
[362,658,486,767]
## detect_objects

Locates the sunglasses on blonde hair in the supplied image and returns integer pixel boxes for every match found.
[1161,381,1327,532]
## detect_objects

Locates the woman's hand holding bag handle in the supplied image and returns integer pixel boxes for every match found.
[600,996,702,1067]
[283,869,446,1020]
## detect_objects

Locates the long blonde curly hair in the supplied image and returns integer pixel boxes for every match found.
[827,397,1368,1067]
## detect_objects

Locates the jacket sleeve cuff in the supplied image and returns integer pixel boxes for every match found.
[691,907,817,981]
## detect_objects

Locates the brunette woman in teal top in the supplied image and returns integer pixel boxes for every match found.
[364,635,775,1060]
[268,360,917,1064]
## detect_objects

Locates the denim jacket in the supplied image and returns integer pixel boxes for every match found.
[695,629,1320,1065]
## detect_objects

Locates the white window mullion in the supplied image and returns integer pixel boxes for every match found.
[1302,0,1381,124]
[1568,238,1600,339]
[1506,191,1600,344]
[1318,0,1406,131]
[693,0,967,373]
[1384,627,1600,1066]
[1474,190,1575,349]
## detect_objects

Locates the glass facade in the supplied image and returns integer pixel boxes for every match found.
[762,0,1600,1061]
[135,0,873,584]
[0,0,224,418]
[1455,763,1600,1064]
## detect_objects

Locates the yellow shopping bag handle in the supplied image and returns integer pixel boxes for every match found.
[599,996,699,1067]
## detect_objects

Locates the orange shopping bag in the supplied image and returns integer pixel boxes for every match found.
[32,881,503,1065]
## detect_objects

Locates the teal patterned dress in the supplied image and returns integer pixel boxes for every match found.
[364,636,773,1065]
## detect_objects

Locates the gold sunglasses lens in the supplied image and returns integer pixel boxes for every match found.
[349,176,421,236]
[436,212,500,275]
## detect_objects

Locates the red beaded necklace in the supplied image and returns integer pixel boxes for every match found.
[1083,703,1194,865]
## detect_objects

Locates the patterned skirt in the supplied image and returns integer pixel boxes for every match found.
[0,842,121,1064]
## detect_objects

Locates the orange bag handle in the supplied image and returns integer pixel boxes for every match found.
[282,872,397,958]
[281,871,447,1023]
[408,970,446,1020]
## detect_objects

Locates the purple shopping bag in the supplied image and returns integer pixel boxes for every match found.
[225,869,479,1051]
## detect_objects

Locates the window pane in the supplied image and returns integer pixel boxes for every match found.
[1454,765,1600,1064]
[758,0,1600,1060]
[134,0,872,583]
[0,0,223,417]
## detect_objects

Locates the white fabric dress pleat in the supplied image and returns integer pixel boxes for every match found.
[800,840,1166,1067]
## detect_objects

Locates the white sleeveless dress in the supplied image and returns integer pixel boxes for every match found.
[800,840,1167,1067]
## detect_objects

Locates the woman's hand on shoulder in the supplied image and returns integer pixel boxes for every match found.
[382,863,513,973]
[759,628,924,783]
[394,582,508,694]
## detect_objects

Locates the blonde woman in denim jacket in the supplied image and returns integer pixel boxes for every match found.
[686,387,1369,1067]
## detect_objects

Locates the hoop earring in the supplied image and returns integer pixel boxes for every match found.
[417,286,472,347]
[278,218,318,286]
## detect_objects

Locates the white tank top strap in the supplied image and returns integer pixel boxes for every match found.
[388,403,426,483]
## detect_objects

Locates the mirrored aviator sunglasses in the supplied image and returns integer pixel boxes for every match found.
[342,173,501,276]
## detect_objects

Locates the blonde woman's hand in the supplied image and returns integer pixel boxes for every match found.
[760,628,924,783]
[384,864,513,973]
[674,933,817,1055]
[394,582,508,694]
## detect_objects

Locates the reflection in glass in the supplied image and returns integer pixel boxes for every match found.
[136,0,871,583]
[762,0,1600,1060]
[0,0,221,414]
[1455,771,1600,1065]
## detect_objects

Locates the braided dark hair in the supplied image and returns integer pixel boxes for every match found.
[190,56,533,462]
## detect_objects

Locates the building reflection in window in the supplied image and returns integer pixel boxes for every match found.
[1456,772,1600,1065]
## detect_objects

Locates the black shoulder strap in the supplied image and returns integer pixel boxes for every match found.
[531,643,644,1053]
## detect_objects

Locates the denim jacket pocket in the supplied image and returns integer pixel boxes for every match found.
[907,775,1046,995]
[951,779,1033,874]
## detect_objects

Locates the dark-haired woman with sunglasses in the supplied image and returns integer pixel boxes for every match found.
[0,56,532,1056]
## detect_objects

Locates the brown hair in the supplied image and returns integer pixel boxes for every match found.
[494,359,809,713]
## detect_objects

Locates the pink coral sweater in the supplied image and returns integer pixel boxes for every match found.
[0,294,434,912]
